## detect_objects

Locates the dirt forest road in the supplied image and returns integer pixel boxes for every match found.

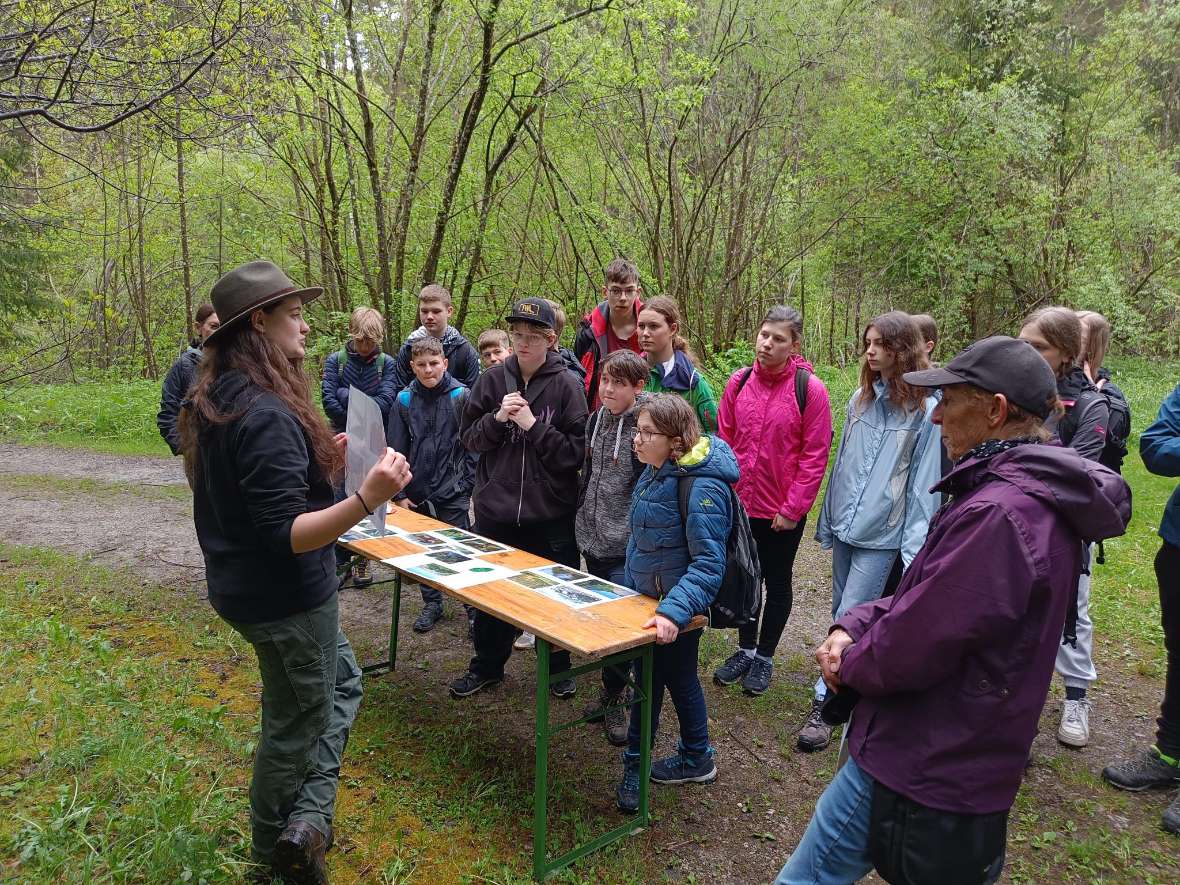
[1,441,1177,883]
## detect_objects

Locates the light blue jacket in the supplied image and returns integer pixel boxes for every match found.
[816,380,942,568]
[1141,380,1180,548]
[625,435,739,627]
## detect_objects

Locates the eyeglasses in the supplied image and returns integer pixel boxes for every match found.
[509,330,547,346]
[632,428,666,443]
[608,286,639,297]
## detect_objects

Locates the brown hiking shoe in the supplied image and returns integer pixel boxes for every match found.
[797,698,832,752]
[603,690,631,746]
[273,820,329,885]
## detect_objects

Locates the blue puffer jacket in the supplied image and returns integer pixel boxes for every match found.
[625,435,740,628]
[321,341,398,432]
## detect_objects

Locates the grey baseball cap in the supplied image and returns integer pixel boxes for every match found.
[903,335,1058,418]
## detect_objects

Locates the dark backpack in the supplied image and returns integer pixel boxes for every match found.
[676,474,762,629]
[1095,381,1131,474]
[734,364,811,413]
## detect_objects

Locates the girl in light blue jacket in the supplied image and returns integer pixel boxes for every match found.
[799,311,942,752]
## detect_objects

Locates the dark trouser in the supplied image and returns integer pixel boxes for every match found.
[224,593,363,863]
[626,627,708,756]
[412,499,471,605]
[738,516,807,658]
[1156,542,1180,758]
[583,553,631,695]
[467,514,577,679]
[881,552,904,599]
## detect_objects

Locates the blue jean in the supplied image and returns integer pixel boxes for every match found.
[626,626,709,756]
[583,554,631,696]
[774,757,875,884]
[816,540,898,700]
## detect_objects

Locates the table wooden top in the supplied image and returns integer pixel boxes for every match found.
[340,508,704,658]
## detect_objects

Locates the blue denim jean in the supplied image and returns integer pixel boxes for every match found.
[815,540,899,700]
[626,626,709,756]
[583,553,631,696]
[774,757,876,884]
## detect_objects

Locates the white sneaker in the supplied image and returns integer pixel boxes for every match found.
[513,631,535,650]
[1058,698,1092,748]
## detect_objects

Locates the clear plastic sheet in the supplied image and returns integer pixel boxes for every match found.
[344,385,388,537]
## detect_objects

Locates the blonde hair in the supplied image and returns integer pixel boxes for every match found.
[545,299,567,338]
[639,394,701,461]
[1077,310,1111,374]
[477,328,509,351]
[349,307,385,343]
[419,283,452,307]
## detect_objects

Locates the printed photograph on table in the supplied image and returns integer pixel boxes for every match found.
[411,562,459,577]
[425,549,471,565]
[459,536,509,554]
[406,532,449,547]
[535,564,589,584]
[510,570,563,591]
[574,576,637,599]
[552,585,601,606]
[384,551,518,591]
[341,521,383,542]
[434,527,479,543]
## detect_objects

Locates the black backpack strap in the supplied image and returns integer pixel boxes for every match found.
[735,366,754,396]
[794,366,810,414]
[677,473,694,528]
[503,363,518,395]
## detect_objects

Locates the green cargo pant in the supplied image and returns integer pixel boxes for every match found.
[225,593,363,863]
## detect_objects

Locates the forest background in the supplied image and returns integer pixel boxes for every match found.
[2,0,1179,388]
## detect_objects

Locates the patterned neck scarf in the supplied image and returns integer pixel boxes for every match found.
[955,436,1040,466]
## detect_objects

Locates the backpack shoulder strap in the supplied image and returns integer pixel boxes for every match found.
[397,389,412,408]
[677,473,694,527]
[734,366,754,396]
[336,348,347,370]
[794,366,810,414]
[503,364,518,395]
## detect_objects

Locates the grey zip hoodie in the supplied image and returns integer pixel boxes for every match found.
[575,392,651,559]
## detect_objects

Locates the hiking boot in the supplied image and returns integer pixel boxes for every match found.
[797,698,832,752]
[412,600,444,633]
[514,631,535,650]
[273,820,328,885]
[602,690,631,746]
[1102,747,1180,792]
[1164,790,1180,835]
[448,670,502,698]
[551,676,577,699]
[616,751,641,813]
[352,559,372,588]
[741,656,773,696]
[650,745,717,785]
[713,650,753,686]
[1058,698,1092,748]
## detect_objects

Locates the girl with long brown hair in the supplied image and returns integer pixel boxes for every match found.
[181,260,410,883]
[800,311,942,752]
[637,296,719,431]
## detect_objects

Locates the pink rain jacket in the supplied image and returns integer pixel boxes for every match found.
[717,355,833,523]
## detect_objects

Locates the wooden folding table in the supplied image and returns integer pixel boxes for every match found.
[339,507,699,880]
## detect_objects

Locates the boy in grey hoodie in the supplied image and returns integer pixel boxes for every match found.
[575,349,650,744]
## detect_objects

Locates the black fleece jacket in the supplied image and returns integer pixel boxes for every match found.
[461,352,588,526]
[193,370,338,623]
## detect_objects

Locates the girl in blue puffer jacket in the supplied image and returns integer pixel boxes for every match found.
[616,394,738,812]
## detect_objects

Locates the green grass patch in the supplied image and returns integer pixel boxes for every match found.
[0,472,190,502]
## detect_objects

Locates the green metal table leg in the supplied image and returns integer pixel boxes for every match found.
[533,637,552,880]
[638,643,653,826]
[361,571,401,676]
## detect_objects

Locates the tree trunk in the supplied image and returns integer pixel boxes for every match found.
[174,108,192,333]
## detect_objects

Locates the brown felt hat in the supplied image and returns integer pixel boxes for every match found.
[204,260,322,343]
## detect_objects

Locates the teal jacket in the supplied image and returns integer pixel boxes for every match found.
[624,435,739,627]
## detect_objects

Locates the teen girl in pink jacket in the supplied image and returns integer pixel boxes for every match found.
[713,305,833,696]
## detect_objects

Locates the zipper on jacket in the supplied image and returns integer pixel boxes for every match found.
[516,376,527,526]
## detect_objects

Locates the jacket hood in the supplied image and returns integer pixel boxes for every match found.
[409,371,460,399]
[209,368,254,412]
[345,339,383,363]
[753,353,814,381]
[506,350,567,384]
[407,324,461,346]
[558,346,587,379]
[662,434,740,485]
[937,442,1131,543]
[586,298,643,334]
[656,349,701,392]
[1057,365,1097,403]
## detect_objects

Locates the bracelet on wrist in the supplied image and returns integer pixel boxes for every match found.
[355,490,373,515]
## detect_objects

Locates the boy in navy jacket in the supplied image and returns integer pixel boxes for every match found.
[386,336,477,633]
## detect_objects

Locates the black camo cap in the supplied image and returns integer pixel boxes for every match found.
[902,335,1057,419]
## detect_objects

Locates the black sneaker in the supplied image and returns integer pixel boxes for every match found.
[448,671,501,698]
[603,690,630,746]
[713,650,753,686]
[796,698,833,752]
[741,656,773,696]
[413,600,444,633]
[616,752,641,813]
[1103,747,1180,792]
[1165,790,1180,835]
[551,676,577,699]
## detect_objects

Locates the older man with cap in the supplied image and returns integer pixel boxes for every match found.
[448,297,589,699]
[774,336,1131,885]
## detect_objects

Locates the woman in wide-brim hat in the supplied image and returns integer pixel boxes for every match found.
[180,260,411,882]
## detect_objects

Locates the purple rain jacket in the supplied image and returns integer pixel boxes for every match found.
[834,442,1131,814]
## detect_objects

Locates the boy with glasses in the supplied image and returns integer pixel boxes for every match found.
[449,298,589,700]
[575,259,645,409]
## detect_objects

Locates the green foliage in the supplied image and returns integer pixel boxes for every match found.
[0,381,169,456]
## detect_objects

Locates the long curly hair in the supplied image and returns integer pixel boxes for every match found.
[179,306,341,482]
[857,310,931,413]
